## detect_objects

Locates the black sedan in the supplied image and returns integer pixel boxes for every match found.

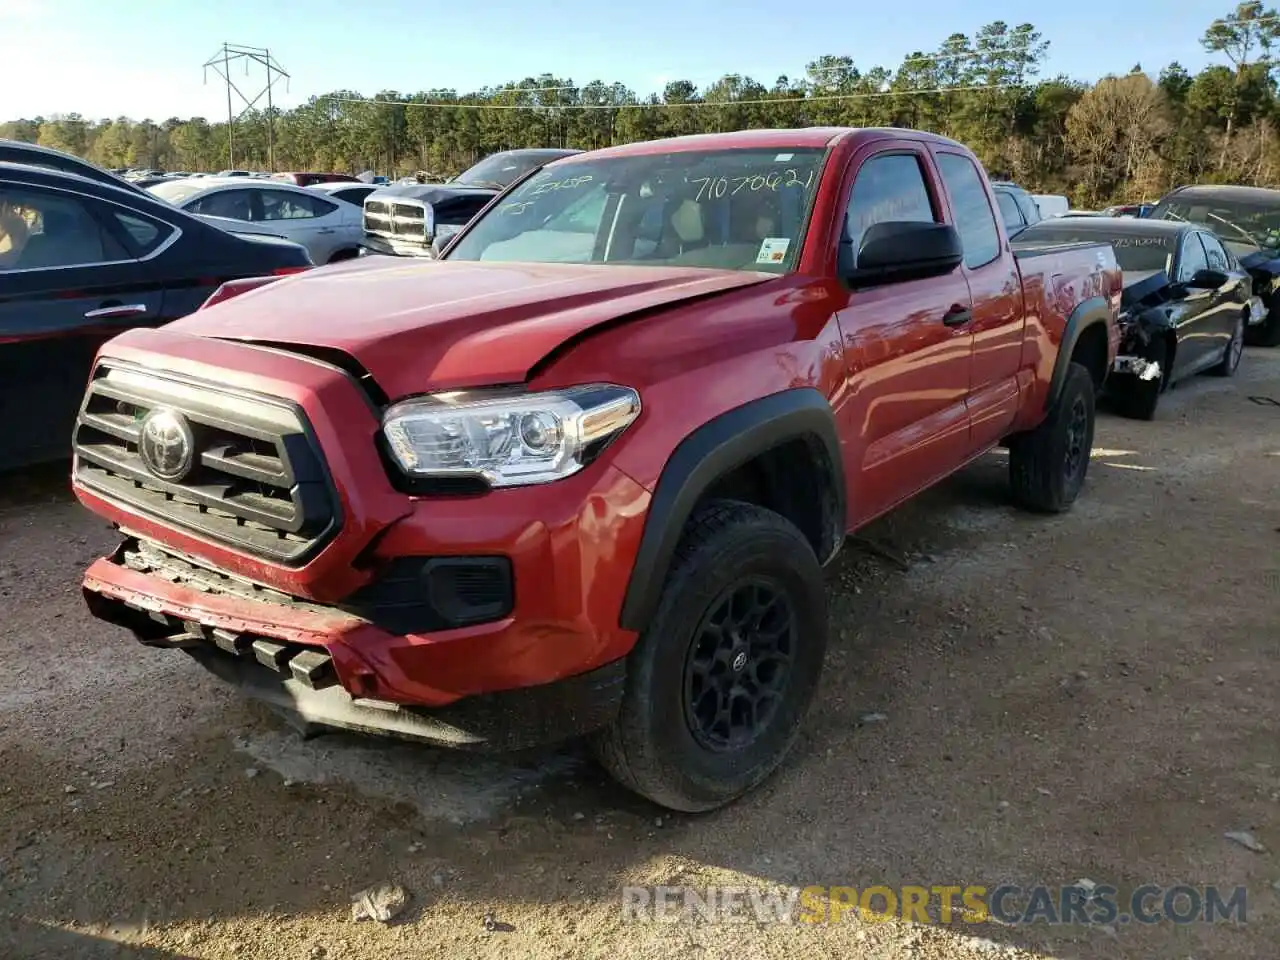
[0,160,312,471]
[1148,184,1280,346]
[1014,217,1250,419]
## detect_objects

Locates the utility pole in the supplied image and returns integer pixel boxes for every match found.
[202,43,290,171]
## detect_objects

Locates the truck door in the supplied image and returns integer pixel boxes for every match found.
[832,144,975,525]
[931,150,1026,454]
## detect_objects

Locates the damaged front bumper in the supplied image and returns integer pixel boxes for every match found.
[81,539,626,751]
[1114,354,1162,381]
[1247,295,1269,326]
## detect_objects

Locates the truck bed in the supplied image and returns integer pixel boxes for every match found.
[1006,238,1123,426]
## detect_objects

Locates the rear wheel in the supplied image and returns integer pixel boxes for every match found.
[1213,314,1245,377]
[592,500,827,811]
[1009,361,1095,513]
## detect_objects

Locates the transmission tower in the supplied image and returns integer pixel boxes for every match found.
[202,43,291,171]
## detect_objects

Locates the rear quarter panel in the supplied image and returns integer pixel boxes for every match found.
[1008,240,1121,428]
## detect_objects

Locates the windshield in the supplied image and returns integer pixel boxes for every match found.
[455,152,554,189]
[444,147,826,273]
[1022,227,1174,273]
[1150,195,1280,256]
[147,179,208,204]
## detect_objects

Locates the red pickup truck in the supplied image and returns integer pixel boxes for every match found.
[73,129,1121,811]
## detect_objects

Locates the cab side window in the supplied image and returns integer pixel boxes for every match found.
[936,153,1001,268]
[0,186,129,271]
[844,153,936,263]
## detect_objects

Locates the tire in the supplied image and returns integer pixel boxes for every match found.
[1113,337,1168,421]
[592,499,828,812]
[1009,361,1096,513]
[1213,313,1245,377]
[327,248,360,264]
[1244,293,1280,347]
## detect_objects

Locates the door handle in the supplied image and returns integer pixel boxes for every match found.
[84,303,148,320]
[316,228,337,234]
[942,305,972,326]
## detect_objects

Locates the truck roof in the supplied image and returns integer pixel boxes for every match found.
[575,127,971,161]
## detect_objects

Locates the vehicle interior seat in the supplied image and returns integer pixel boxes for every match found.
[17,206,106,269]
[671,192,781,269]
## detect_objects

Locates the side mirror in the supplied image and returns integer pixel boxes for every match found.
[1186,268,1228,289]
[844,221,964,287]
[430,234,447,258]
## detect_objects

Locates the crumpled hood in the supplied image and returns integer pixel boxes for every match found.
[169,257,775,399]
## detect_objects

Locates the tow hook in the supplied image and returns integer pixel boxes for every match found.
[1114,355,1162,381]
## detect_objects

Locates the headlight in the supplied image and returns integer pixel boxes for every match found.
[382,384,641,488]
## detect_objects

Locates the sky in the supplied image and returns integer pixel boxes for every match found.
[0,0,1244,122]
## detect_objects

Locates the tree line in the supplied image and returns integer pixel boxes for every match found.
[5,3,1280,207]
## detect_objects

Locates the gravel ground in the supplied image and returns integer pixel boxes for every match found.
[1,350,1278,960]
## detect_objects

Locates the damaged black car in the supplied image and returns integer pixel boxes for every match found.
[1148,184,1280,347]
[1014,217,1250,420]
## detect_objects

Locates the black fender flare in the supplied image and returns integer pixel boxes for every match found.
[618,388,846,633]
[1046,294,1112,411]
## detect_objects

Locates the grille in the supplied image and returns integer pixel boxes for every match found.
[73,362,340,565]
[363,199,429,242]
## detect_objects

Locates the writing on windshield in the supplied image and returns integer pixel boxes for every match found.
[445,147,828,273]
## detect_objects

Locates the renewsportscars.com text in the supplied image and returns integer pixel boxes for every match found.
[621,883,1247,926]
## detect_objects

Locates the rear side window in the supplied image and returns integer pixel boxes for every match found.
[995,191,1023,231]
[110,210,171,256]
[936,153,1001,268]
[845,153,936,255]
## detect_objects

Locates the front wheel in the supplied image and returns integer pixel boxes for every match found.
[1009,361,1096,513]
[1214,314,1245,376]
[593,500,828,812]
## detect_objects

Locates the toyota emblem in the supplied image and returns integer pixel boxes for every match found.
[138,408,195,482]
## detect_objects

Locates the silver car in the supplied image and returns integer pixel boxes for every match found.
[148,177,365,264]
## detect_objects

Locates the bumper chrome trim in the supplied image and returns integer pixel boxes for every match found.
[1114,355,1162,381]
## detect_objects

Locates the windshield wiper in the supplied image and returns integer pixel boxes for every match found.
[1206,210,1265,247]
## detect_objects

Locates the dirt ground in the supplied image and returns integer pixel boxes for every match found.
[1,350,1278,960]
